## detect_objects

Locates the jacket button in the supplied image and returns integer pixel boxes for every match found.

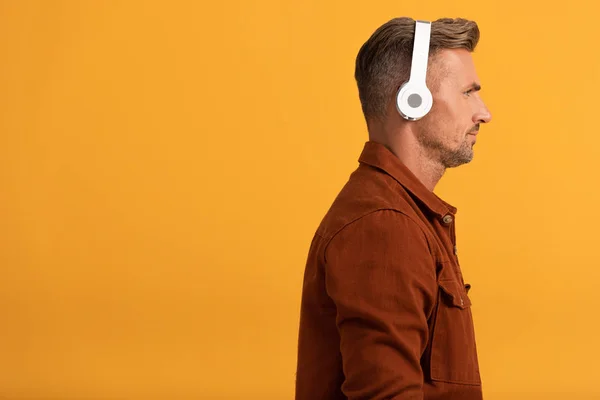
[442,214,453,224]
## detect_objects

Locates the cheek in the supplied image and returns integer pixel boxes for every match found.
[431,96,461,121]
[429,101,462,132]
[444,100,473,134]
[446,100,465,121]
[425,98,468,143]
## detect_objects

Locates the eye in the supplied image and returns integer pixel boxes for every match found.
[463,89,473,97]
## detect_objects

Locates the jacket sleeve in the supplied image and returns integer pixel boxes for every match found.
[324,209,438,400]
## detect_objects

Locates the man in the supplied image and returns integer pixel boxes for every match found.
[295,17,493,400]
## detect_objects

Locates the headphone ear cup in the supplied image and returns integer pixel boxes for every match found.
[396,82,410,119]
[396,82,432,121]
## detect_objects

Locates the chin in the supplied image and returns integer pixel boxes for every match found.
[443,154,474,169]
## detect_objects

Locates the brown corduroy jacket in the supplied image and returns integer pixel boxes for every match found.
[295,141,483,400]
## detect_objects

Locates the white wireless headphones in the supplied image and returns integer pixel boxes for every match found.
[396,20,432,121]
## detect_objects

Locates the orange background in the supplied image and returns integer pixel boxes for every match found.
[1,1,599,399]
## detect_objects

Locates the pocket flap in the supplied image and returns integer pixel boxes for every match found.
[438,280,471,309]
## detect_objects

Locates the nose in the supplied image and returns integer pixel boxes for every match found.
[474,101,492,124]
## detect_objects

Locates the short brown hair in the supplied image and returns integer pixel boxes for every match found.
[355,17,480,121]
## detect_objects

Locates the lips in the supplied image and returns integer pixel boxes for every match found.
[469,124,480,134]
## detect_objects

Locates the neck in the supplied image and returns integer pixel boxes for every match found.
[367,118,445,192]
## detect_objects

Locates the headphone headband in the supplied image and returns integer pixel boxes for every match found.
[409,20,431,84]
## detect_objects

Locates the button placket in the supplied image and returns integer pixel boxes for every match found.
[442,213,460,266]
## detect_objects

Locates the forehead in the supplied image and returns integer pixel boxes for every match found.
[431,48,480,87]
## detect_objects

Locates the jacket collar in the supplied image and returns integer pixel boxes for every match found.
[357,141,457,218]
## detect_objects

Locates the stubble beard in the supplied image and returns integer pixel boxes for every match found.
[415,127,474,169]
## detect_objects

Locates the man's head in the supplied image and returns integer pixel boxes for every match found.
[355,17,492,168]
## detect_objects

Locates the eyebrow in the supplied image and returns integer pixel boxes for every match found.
[466,82,482,92]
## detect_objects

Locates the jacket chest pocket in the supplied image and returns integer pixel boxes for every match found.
[429,279,481,386]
